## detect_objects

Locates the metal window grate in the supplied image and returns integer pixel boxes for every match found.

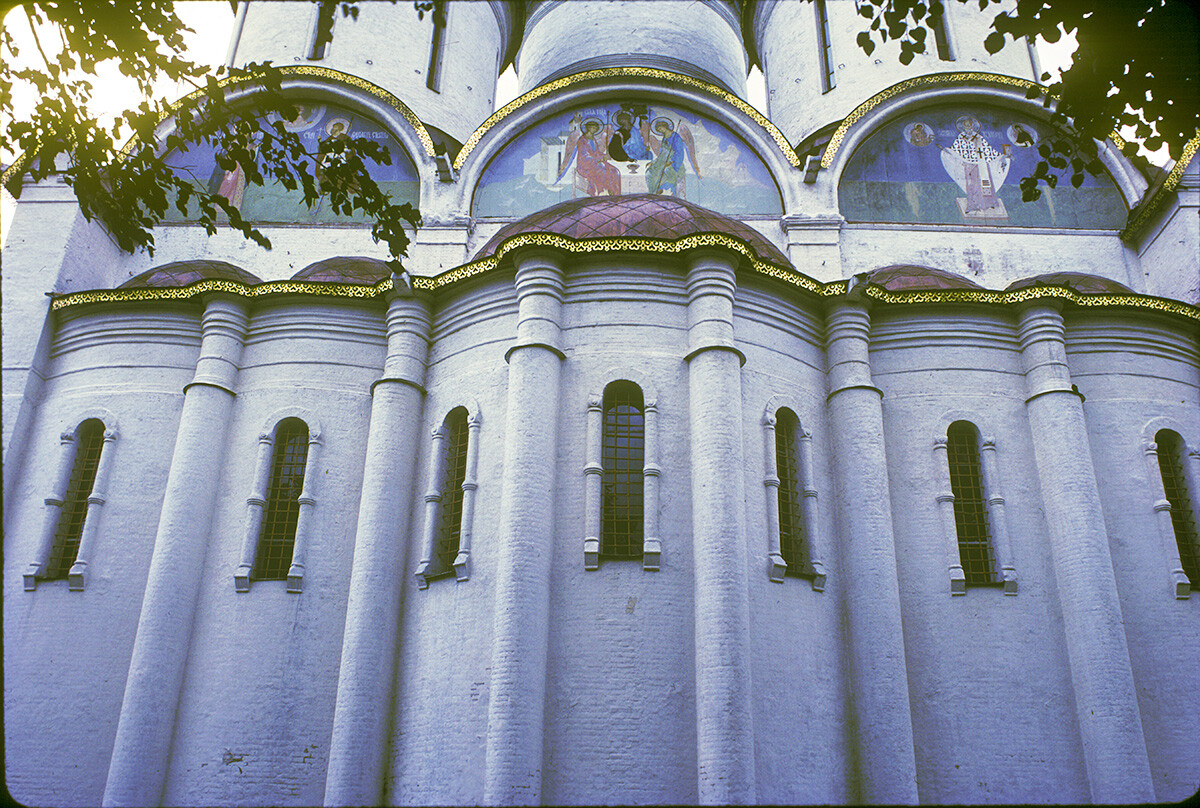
[947,421,997,584]
[254,419,309,581]
[1157,430,1200,587]
[601,382,644,559]
[432,407,469,578]
[45,420,105,579]
[776,409,812,577]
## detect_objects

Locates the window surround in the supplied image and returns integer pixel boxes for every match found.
[235,409,323,593]
[1141,418,1200,599]
[415,399,482,588]
[762,396,826,589]
[584,376,660,571]
[815,0,836,93]
[932,412,1017,595]
[24,409,120,592]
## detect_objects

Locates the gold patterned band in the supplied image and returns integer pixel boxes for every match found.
[453,66,801,171]
[50,232,1199,322]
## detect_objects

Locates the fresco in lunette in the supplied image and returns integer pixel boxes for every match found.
[839,105,1127,228]
[474,102,782,217]
[164,101,418,224]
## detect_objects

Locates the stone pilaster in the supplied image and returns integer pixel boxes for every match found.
[324,294,431,807]
[825,303,918,804]
[685,251,756,805]
[483,249,566,805]
[1016,303,1154,803]
[103,296,249,807]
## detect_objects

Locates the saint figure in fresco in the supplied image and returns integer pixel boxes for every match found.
[608,108,651,162]
[557,113,622,197]
[939,114,1012,219]
[317,118,358,194]
[646,117,700,197]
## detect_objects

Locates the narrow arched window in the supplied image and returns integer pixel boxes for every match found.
[433,407,469,577]
[946,421,997,584]
[776,408,813,577]
[254,418,309,581]
[930,5,954,60]
[601,381,644,559]
[1156,429,1200,587]
[44,419,106,579]
[815,0,836,92]
[308,1,336,60]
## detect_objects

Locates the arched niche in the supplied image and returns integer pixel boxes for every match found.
[837,102,1128,229]
[163,96,420,226]
[472,98,785,218]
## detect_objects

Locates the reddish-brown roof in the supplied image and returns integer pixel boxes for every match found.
[867,265,985,291]
[292,256,391,284]
[1006,272,1134,294]
[475,194,792,269]
[118,260,262,289]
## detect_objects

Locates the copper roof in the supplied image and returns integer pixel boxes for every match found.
[292,256,391,285]
[868,265,985,291]
[1006,272,1135,295]
[118,260,262,289]
[475,194,792,269]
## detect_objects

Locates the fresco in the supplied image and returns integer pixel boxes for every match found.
[839,105,1126,229]
[164,101,418,224]
[474,102,783,217]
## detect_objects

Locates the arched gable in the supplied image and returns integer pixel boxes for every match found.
[457,69,798,218]
[825,75,1144,230]
[159,67,433,226]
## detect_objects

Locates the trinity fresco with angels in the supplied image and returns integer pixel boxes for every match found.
[474,102,783,217]
[838,104,1126,229]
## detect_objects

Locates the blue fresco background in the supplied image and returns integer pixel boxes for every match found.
[474,102,783,217]
[164,101,418,225]
[839,104,1127,229]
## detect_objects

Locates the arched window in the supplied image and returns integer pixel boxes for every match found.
[601,381,644,559]
[946,421,997,584]
[433,407,469,578]
[43,419,106,580]
[775,408,814,577]
[1156,429,1200,587]
[254,418,309,581]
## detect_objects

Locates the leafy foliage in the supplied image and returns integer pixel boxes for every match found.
[853,0,1199,200]
[1,0,418,270]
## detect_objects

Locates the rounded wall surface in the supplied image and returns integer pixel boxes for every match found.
[517,0,749,98]
[234,1,503,142]
[753,0,1036,146]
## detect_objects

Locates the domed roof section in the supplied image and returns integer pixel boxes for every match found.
[292,257,392,285]
[475,194,792,269]
[118,260,262,289]
[1006,272,1134,294]
[867,265,985,291]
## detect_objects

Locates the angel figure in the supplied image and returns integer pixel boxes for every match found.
[556,112,622,197]
[646,117,700,198]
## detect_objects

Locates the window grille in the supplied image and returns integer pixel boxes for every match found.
[254,419,309,581]
[601,382,644,559]
[1156,430,1200,587]
[776,409,813,577]
[816,0,836,92]
[931,7,954,61]
[44,419,105,579]
[946,421,997,584]
[432,407,469,578]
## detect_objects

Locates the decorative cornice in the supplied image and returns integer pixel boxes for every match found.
[1,65,436,190]
[453,66,799,171]
[819,71,1125,169]
[1125,132,1200,236]
[50,255,1199,323]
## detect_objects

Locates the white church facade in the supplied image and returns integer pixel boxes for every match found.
[3,1,1199,805]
